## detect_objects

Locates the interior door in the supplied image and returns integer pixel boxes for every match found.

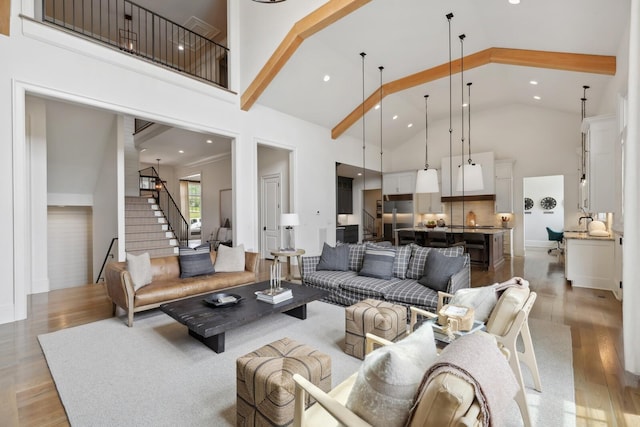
[261,174,281,259]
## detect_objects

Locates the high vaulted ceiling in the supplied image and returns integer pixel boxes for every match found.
[254,0,630,148]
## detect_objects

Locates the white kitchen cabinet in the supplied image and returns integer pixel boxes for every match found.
[441,151,495,197]
[495,159,514,213]
[383,171,416,195]
[565,237,615,293]
[580,115,616,212]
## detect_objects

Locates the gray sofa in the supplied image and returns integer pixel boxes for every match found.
[301,243,470,313]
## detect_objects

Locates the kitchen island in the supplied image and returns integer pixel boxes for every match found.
[396,227,507,271]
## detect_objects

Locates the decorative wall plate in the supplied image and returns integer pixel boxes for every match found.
[524,197,534,210]
[540,197,557,210]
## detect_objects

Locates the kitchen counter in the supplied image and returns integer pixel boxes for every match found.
[564,231,614,241]
[396,227,506,271]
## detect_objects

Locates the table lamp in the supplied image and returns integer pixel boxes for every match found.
[280,213,299,251]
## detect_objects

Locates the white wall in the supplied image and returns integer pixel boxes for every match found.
[524,175,565,248]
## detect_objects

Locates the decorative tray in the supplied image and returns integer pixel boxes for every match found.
[203,293,243,308]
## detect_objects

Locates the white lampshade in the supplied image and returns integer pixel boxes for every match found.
[415,168,439,193]
[456,163,484,192]
[280,213,299,227]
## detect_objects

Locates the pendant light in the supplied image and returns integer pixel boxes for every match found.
[415,95,439,193]
[580,85,589,184]
[456,82,484,191]
[155,158,163,190]
[456,33,483,192]
[361,52,366,192]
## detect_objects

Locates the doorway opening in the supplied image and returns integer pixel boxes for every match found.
[523,175,564,253]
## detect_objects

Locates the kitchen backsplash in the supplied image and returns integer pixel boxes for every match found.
[420,200,510,228]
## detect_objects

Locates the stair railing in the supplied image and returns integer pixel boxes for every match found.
[139,166,190,247]
[41,0,229,88]
[96,237,118,283]
[363,209,377,239]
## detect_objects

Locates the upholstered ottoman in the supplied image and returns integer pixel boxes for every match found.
[345,299,407,359]
[236,337,331,426]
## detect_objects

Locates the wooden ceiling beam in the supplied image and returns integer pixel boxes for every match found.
[331,47,616,139]
[240,0,371,112]
[0,0,10,36]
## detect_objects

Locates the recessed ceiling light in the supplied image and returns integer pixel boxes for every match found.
[179,150,185,153]
[374,104,380,110]
[323,75,330,82]
[533,95,541,100]
[178,45,184,51]
[392,115,398,120]
[206,139,213,144]
[462,103,468,107]
[357,172,362,176]
[529,80,538,85]
[140,148,147,152]
[407,123,413,128]
[509,0,520,4]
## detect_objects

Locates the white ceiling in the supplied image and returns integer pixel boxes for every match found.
[258,0,630,148]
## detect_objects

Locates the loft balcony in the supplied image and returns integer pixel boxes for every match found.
[41,0,229,89]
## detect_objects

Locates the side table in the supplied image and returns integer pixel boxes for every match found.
[270,249,305,281]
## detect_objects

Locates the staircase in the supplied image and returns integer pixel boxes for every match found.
[125,196,179,257]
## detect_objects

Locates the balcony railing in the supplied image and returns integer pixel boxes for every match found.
[42,0,229,88]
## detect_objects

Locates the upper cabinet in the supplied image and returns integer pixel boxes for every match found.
[383,171,416,195]
[580,115,616,213]
[441,151,495,197]
[494,159,514,213]
[337,176,353,214]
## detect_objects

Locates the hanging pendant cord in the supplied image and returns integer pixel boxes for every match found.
[360,52,366,192]
[424,94,429,169]
[468,82,473,164]
[460,33,466,228]
[446,13,453,227]
[581,85,589,181]
[379,66,384,186]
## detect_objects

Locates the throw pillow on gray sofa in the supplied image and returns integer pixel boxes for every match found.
[418,250,465,292]
[359,244,396,280]
[317,242,349,271]
[406,244,464,280]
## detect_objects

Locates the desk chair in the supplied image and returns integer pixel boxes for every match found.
[546,227,564,255]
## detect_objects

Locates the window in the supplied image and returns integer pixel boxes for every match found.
[188,181,201,222]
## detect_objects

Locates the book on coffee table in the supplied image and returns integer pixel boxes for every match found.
[255,288,293,304]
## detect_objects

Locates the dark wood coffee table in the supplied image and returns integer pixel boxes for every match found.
[159,281,328,353]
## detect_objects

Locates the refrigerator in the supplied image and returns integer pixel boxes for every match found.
[383,198,414,244]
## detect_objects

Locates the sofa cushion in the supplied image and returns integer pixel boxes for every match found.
[359,244,396,280]
[406,244,464,280]
[303,270,358,292]
[179,244,215,278]
[316,242,349,271]
[126,252,153,291]
[418,251,466,292]
[345,324,438,427]
[214,244,245,272]
[382,279,440,312]
[339,275,400,300]
[348,243,367,272]
[392,244,412,279]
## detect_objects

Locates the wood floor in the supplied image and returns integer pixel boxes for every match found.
[0,249,638,426]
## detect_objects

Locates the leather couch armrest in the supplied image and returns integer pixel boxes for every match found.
[104,262,135,310]
[244,251,260,274]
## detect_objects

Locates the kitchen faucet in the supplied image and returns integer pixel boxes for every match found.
[578,215,593,225]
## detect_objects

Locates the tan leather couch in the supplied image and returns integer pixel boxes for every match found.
[105,251,259,327]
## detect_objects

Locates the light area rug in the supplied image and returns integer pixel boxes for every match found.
[38,301,575,426]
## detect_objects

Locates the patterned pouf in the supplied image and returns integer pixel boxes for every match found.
[236,337,331,426]
[345,299,407,359]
